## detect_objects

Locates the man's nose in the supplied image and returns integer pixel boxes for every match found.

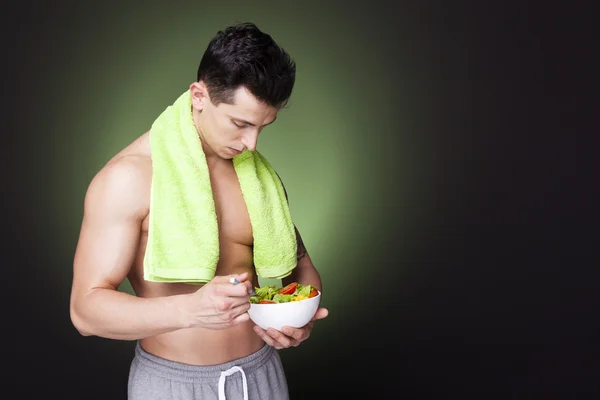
[240,130,259,151]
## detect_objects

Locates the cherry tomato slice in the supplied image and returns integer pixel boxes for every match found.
[308,288,318,298]
[258,300,276,304]
[278,282,298,295]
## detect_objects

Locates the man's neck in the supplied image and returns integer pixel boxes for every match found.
[191,108,223,163]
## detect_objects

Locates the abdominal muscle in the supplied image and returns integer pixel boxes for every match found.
[128,233,266,366]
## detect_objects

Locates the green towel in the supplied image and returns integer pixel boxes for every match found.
[143,89,297,283]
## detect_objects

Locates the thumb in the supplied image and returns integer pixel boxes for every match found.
[312,307,329,321]
[228,271,249,283]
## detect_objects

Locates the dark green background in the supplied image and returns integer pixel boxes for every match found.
[5,1,596,398]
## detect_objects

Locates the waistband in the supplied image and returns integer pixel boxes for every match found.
[133,341,274,383]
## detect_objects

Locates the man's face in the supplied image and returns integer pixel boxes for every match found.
[191,82,279,160]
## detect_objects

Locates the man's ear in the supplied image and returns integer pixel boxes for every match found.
[189,81,210,111]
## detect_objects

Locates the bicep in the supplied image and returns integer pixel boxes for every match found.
[276,173,308,260]
[73,210,141,293]
[71,160,148,297]
[295,225,307,261]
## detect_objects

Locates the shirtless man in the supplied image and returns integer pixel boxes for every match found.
[69,22,328,400]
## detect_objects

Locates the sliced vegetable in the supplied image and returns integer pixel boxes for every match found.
[278,282,298,295]
[249,282,319,304]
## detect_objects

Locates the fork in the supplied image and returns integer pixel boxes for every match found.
[229,277,258,296]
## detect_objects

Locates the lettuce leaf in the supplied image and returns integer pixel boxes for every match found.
[250,282,318,303]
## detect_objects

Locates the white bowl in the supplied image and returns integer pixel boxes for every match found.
[248,291,321,331]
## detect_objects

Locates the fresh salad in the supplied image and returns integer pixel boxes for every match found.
[250,281,319,304]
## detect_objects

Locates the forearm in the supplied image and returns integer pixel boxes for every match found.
[71,288,191,340]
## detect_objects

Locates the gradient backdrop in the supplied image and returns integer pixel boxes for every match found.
[6,0,596,399]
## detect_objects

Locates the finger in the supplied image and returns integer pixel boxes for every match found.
[226,273,254,297]
[216,295,251,313]
[222,280,252,298]
[242,280,254,295]
[283,326,310,345]
[253,326,282,349]
[227,271,249,284]
[266,328,296,348]
[229,310,250,326]
[207,301,250,323]
[311,307,329,321]
[280,326,305,341]
[229,300,251,314]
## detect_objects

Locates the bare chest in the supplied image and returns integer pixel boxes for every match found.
[140,162,253,246]
[209,163,253,245]
[133,159,255,297]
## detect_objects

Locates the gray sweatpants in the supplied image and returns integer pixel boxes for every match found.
[128,342,289,400]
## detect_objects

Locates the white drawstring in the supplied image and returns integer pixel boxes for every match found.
[218,366,248,400]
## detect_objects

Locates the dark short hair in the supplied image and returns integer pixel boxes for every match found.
[197,22,296,108]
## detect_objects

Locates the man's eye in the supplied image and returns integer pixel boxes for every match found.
[233,121,248,128]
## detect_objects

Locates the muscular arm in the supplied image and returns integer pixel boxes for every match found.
[69,157,191,340]
[252,175,328,348]
[282,227,323,292]
[276,175,323,291]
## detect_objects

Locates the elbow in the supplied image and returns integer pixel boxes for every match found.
[69,300,94,337]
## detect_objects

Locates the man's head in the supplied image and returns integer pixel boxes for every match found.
[197,22,296,108]
[190,22,296,159]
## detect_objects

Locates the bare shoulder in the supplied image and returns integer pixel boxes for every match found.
[84,134,152,221]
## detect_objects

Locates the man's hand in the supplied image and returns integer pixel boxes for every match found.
[252,307,329,349]
[183,272,254,330]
